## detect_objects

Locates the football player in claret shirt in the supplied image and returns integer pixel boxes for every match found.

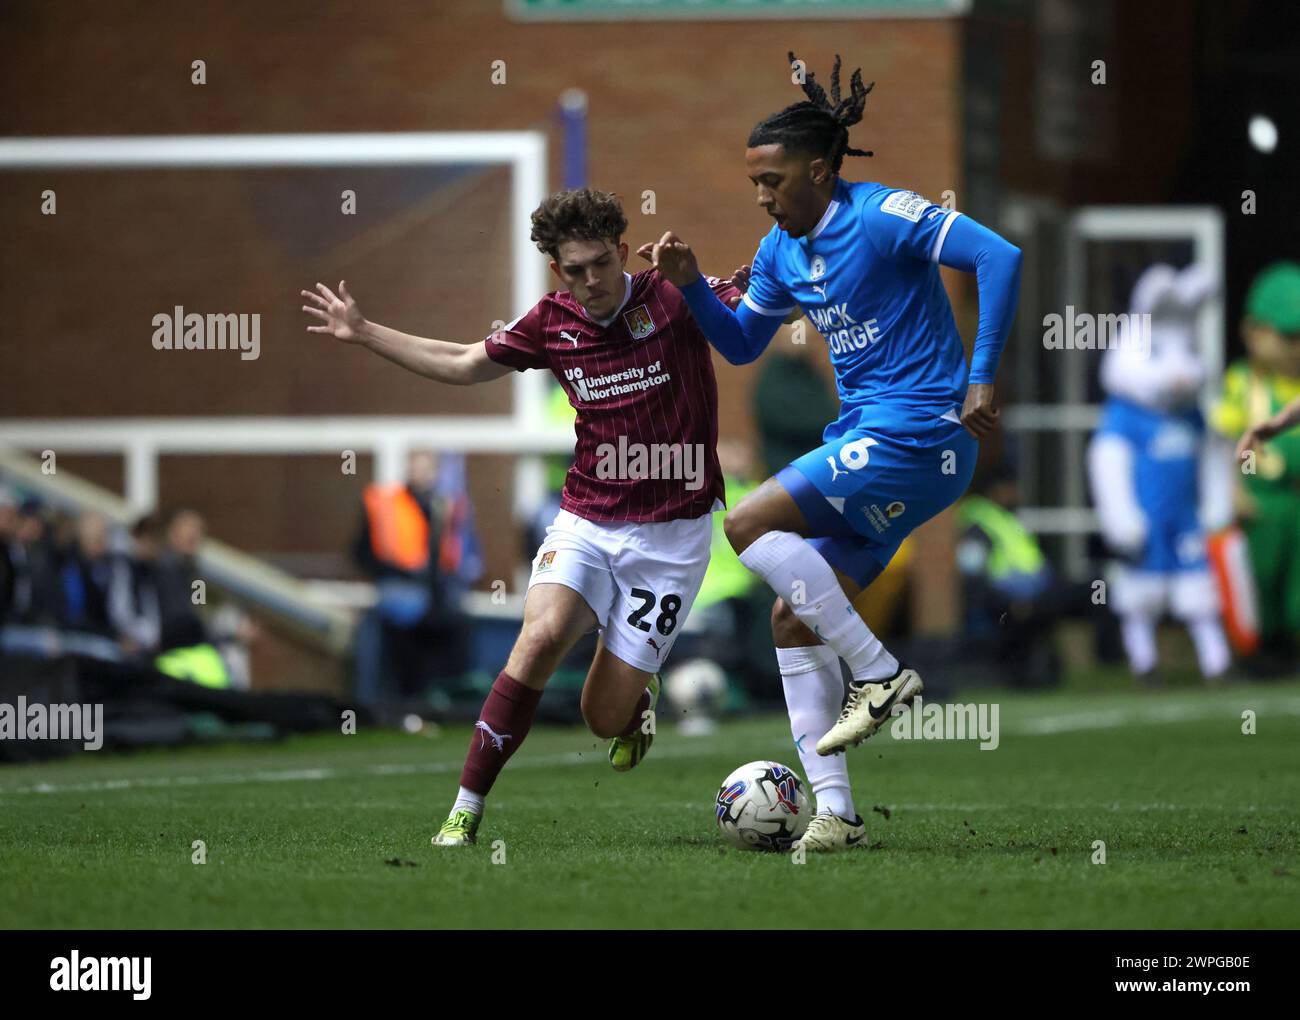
[648,53,1022,852]
[303,188,745,847]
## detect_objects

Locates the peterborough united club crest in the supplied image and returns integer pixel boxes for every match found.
[623,304,655,340]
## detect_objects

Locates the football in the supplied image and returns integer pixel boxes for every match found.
[714,760,811,852]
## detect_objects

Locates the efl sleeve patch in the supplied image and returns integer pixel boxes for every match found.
[880,190,930,223]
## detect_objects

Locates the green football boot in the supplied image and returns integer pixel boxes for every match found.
[608,672,661,773]
[432,808,481,846]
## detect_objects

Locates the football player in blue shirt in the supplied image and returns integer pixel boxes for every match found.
[650,53,1022,851]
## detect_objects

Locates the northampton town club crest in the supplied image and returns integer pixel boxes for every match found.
[623,304,655,340]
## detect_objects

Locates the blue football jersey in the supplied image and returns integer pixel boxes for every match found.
[744,178,968,445]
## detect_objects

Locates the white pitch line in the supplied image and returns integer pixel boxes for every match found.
[3,693,1298,796]
[1008,696,1300,735]
[0,744,714,797]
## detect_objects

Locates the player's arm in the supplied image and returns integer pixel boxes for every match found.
[934,216,1022,387]
[865,193,1022,436]
[933,218,1021,437]
[631,242,795,322]
[1237,392,1300,460]
[302,280,510,386]
[647,232,785,365]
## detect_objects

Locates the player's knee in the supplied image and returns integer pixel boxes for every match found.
[723,503,763,555]
[512,619,569,675]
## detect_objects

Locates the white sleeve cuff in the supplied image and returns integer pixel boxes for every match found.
[929,210,962,264]
[742,292,796,318]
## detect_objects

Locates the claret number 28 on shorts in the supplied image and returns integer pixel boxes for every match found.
[626,588,682,635]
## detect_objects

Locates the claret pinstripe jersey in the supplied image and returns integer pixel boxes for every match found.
[485,269,740,522]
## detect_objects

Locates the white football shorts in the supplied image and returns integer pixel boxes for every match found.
[528,507,714,674]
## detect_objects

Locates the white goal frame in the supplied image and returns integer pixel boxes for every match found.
[0,132,568,514]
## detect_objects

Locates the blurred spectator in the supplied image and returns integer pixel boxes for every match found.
[0,486,16,621]
[109,513,162,653]
[154,508,209,650]
[57,510,116,636]
[955,463,1091,688]
[150,507,240,688]
[1211,261,1300,675]
[1090,263,1231,685]
[5,497,63,625]
[352,450,482,712]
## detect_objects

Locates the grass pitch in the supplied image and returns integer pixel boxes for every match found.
[2,678,1298,929]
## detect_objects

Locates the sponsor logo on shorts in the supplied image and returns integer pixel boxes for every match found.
[536,550,556,572]
[863,504,893,533]
[623,304,655,340]
[646,636,664,658]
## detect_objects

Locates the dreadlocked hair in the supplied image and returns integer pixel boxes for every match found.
[530,187,628,259]
[747,51,874,172]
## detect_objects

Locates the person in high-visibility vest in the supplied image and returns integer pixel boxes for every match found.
[353,450,482,709]
[953,464,1079,689]
[148,507,242,689]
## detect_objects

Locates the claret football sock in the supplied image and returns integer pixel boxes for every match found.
[740,530,899,684]
[777,644,856,820]
[459,670,543,797]
[618,687,652,737]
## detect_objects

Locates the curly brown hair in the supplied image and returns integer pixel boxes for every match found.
[530,188,628,259]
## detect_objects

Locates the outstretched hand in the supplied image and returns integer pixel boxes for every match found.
[302,280,366,344]
[637,243,750,294]
[639,231,702,288]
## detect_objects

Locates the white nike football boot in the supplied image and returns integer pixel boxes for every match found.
[794,812,867,852]
[816,662,924,755]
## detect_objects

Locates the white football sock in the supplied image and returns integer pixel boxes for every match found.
[778,644,856,820]
[1120,612,1158,674]
[452,786,485,816]
[740,530,898,684]
[1186,616,1230,679]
